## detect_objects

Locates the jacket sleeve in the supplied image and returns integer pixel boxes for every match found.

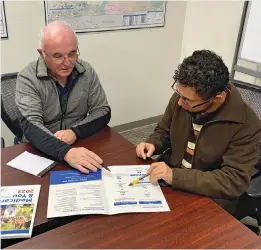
[16,71,71,161]
[146,94,178,153]
[172,120,261,199]
[70,65,111,140]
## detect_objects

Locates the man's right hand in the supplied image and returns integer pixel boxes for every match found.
[136,142,155,160]
[64,147,103,174]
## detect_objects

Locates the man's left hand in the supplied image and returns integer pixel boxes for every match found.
[147,162,173,185]
[55,129,77,145]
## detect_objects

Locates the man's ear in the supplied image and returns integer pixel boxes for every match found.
[37,48,44,58]
[215,94,223,100]
[214,92,226,101]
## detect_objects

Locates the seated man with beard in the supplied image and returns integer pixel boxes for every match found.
[136,50,261,214]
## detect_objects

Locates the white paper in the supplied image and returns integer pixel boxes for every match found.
[7,151,55,177]
[48,180,108,217]
[47,165,170,218]
[103,165,170,214]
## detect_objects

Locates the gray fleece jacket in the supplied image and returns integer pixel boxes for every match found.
[15,57,111,161]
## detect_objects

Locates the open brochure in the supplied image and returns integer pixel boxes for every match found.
[1,185,41,239]
[47,165,170,218]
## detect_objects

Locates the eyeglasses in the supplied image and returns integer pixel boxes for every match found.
[43,47,80,64]
[171,82,219,109]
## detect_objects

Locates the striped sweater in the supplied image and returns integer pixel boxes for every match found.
[181,120,203,169]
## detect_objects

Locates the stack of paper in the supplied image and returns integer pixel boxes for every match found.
[7,151,56,177]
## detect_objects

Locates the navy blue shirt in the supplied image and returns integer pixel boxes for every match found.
[55,70,80,115]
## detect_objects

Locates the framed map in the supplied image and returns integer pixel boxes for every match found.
[1,1,8,38]
[44,1,166,33]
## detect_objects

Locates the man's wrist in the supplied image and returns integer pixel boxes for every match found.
[57,143,72,162]
[165,168,173,184]
[68,129,76,138]
[70,128,79,139]
[64,148,72,161]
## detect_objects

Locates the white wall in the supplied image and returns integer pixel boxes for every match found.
[180,1,244,69]
[1,1,186,146]
[180,1,261,86]
[1,1,250,147]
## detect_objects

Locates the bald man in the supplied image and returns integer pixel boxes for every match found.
[16,21,111,174]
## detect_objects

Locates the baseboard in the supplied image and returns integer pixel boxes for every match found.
[112,115,162,133]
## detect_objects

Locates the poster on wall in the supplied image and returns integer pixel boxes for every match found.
[44,1,166,33]
[0,1,8,38]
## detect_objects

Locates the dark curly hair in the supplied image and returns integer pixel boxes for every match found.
[173,50,229,99]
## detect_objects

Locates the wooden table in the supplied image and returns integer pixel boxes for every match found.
[1,126,145,247]
[2,127,261,248]
[6,190,261,249]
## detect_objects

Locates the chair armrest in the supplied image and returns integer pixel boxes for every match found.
[247,174,261,198]
[1,137,5,148]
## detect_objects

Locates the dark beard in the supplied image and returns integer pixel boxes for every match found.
[184,105,212,120]
[191,110,209,120]
[190,103,222,123]
[183,104,214,122]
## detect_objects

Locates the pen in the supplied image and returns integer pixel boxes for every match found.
[153,147,171,161]
[101,163,111,172]
[128,147,171,186]
[129,173,149,186]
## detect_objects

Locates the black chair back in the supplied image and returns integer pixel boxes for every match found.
[232,80,261,167]
[1,73,23,142]
[232,80,261,120]
[230,80,261,231]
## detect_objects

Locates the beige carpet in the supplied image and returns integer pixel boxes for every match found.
[119,123,157,145]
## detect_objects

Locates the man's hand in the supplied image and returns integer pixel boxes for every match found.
[136,142,155,160]
[55,129,77,145]
[64,147,103,174]
[147,162,173,185]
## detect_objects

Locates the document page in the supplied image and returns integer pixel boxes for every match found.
[47,170,108,218]
[102,165,170,214]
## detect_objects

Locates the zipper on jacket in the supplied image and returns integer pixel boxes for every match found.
[59,96,65,130]
[60,114,64,130]
[59,86,75,130]
[49,79,65,130]
[191,119,225,167]
[53,72,80,130]
[59,97,67,130]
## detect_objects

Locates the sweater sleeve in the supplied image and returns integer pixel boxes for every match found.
[171,120,261,199]
[16,69,71,161]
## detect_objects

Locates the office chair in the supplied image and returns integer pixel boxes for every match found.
[1,73,23,145]
[232,80,261,234]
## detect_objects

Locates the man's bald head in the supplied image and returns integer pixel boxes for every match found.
[39,21,78,50]
[37,21,79,80]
